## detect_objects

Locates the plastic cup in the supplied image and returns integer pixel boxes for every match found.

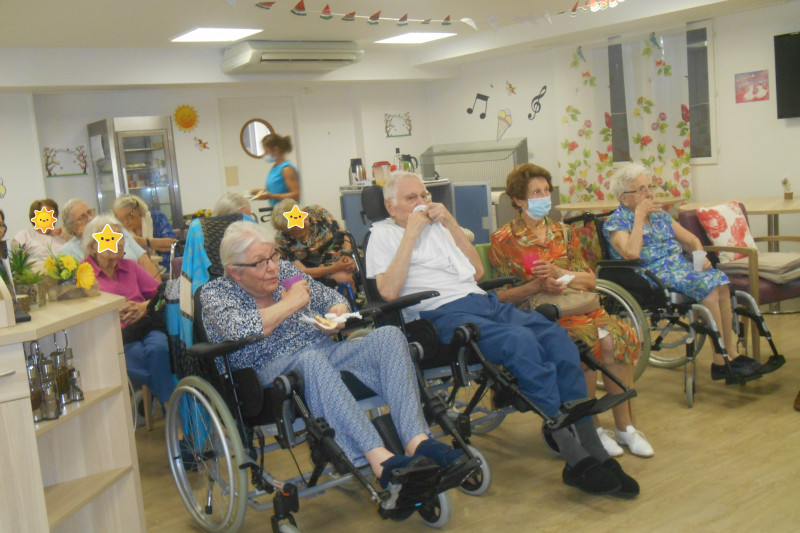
[523,252,540,274]
[282,274,304,291]
[692,250,706,272]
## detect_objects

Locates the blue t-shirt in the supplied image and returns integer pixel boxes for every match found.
[266,161,298,207]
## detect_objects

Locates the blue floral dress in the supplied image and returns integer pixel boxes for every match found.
[603,205,728,301]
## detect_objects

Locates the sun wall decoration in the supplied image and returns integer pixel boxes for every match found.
[174,104,199,133]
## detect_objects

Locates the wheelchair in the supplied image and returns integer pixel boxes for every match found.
[353,185,637,454]
[563,210,786,407]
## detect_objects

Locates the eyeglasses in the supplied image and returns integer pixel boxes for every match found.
[75,209,96,224]
[622,185,658,195]
[234,250,281,271]
[402,192,431,204]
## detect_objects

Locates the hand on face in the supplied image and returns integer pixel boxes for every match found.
[634,198,661,220]
[424,202,456,228]
[405,209,432,238]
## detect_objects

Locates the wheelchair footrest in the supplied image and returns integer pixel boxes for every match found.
[587,390,636,417]
[545,397,597,431]
[758,354,786,375]
[438,455,482,493]
[378,461,441,522]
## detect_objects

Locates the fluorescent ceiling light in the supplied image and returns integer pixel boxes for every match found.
[376,32,456,44]
[172,28,262,43]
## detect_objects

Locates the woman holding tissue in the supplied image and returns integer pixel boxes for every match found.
[603,163,762,382]
[490,163,653,458]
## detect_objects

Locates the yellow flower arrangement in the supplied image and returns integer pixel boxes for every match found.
[44,250,96,287]
[75,263,95,290]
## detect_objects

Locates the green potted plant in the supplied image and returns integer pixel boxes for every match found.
[8,245,45,307]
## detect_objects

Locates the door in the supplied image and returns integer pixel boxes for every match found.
[453,183,492,245]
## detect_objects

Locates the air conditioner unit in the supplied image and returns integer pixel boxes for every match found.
[222,41,364,73]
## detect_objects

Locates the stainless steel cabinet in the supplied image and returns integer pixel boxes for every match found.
[87,116,182,228]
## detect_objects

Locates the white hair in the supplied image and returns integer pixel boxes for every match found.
[61,197,88,235]
[113,194,149,215]
[271,198,299,232]
[610,163,649,199]
[213,192,250,216]
[82,214,123,257]
[219,221,273,278]
[382,172,424,206]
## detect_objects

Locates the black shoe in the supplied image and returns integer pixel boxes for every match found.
[412,438,480,492]
[602,458,639,499]
[711,357,763,381]
[562,457,621,495]
[378,456,441,521]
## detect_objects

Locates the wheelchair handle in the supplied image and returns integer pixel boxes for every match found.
[186,334,265,360]
[563,210,615,226]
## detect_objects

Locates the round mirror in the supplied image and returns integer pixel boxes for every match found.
[240,118,274,159]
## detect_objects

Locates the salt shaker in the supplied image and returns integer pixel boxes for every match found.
[69,369,84,402]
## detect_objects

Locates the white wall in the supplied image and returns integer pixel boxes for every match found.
[0,93,47,239]
[693,1,800,247]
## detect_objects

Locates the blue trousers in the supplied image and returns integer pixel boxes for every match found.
[256,326,429,466]
[124,330,177,408]
[420,293,587,417]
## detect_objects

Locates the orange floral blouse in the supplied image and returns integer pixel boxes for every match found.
[489,214,639,364]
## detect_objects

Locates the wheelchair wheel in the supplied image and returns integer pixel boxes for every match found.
[648,321,707,369]
[418,492,451,529]
[596,280,650,382]
[277,524,301,533]
[166,376,249,533]
[450,380,506,435]
[459,445,491,496]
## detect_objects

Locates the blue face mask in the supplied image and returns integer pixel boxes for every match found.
[525,197,551,219]
[265,154,276,163]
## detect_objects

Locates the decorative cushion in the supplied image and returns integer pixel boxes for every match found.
[696,201,757,263]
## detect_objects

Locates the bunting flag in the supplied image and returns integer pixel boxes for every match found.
[255,1,275,9]
[397,13,408,26]
[342,11,355,21]
[421,18,431,24]
[291,0,306,16]
[320,4,332,20]
[442,15,451,25]
[368,10,381,24]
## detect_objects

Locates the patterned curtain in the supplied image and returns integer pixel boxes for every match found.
[556,31,693,266]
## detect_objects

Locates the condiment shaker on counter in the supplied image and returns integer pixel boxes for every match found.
[52,333,71,406]
[25,343,44,422]
[39,353,60,421]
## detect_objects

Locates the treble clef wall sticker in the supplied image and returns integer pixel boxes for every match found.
[528,85,547,120]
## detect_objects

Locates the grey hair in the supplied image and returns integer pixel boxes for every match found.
[609,163,649,199]
[113,194,149,215]
[213,192,250,216]
[220,221,273,278]
[271,198,298,232]
[382,172,424,206]
[61,197,87,235]
[82,214,123,257]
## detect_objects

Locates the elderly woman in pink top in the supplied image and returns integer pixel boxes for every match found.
[81,214,175,408]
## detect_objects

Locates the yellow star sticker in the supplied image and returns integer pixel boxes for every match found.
[283,204,309,229]
[31,207,57,234]
[92,224,124,253]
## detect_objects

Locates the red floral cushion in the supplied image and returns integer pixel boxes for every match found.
[696,201,756,263]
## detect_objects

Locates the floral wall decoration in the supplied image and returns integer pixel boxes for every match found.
[42,146,88,177]
[384,112,412,137]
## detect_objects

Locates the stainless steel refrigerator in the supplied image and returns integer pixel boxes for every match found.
[87,115,182,228]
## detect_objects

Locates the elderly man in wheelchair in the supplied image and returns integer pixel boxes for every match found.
[365,172,640,498]
[194,221,477,524]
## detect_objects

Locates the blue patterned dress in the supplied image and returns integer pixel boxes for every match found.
[603,205,728,301]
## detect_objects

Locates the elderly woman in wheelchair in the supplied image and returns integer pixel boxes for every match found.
[197,221,476,522]
[490,163,653,458]
[603,163,776,383]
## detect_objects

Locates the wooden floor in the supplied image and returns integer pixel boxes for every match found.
[137,310,800,532]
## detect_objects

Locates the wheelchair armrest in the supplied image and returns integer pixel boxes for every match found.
[187,334,264,360]
[359,290,441,315]
[478,276,518,292]
[597,259,643,268]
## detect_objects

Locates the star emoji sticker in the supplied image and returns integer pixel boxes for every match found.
[31,207,57,234]
[92,224,124,253]
[283,204,309,229]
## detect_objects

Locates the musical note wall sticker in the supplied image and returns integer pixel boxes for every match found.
[528,85,547,120]
[466,93,489,119]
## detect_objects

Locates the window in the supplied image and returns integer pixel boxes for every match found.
[686,27,713,158]
[607,42,631,162]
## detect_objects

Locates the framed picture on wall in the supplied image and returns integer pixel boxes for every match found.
[735,70,769,103]
[384,112,412,137]
[42,146,88,177]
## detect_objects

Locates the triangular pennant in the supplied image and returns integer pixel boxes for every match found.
[368,10,381,24]
[291,0,306,16]
[397,13,408,26]
[342,11,356,21]
[255,1,275,9]
[442,15,451,25]
[320,4,332,20]
[571,1,579,16]
[421,18,431,24]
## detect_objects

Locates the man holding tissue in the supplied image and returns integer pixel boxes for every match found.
[366,172,640,498]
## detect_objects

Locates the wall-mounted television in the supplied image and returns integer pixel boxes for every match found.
[774,31,800,119]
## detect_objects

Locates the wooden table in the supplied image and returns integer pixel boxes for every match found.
[680,196,800,252]
[555,196,686,213]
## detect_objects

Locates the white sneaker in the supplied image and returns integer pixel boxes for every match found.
[596,427,624,457]
[615,425,654,458]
